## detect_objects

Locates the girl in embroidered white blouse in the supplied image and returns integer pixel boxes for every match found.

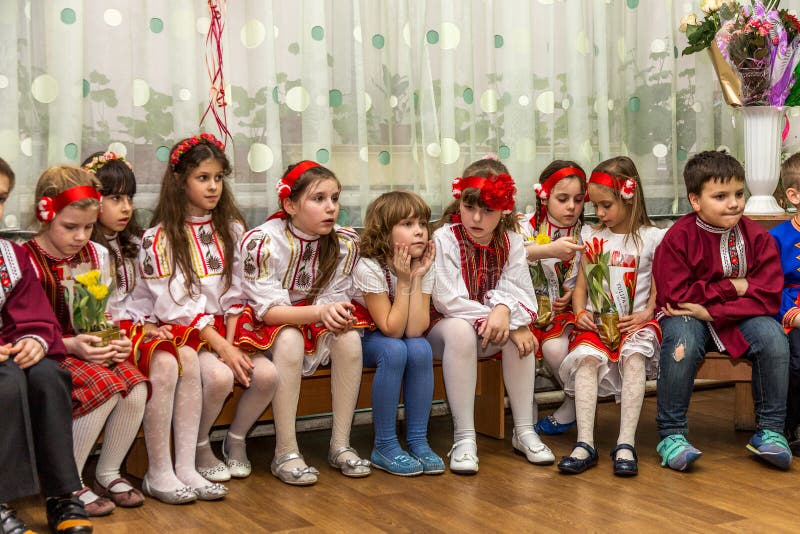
[137,135,278,502]
[428,156,554,474]
[234,161,371,485]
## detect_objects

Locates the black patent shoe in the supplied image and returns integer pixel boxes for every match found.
[1,504,34,534]
[46,496,92,534]
[611,443,638,477]
[557,441,598,474]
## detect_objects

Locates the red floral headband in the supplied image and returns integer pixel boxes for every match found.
[37,185,102,223]
[276,160,321,200]
[82,151,132,174]
[170,133,225,170]
[533,166,586,201]
[589,171,636,200]
[451,173,517,213]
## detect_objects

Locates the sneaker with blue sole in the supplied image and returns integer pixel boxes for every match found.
[656,434,702,471]
[746,429,792,471]
[370,449,424,476]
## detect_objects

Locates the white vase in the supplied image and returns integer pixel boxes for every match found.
[741,106,785,215]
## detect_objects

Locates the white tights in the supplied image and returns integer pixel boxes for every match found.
[427,318,536,450]
[570,353,645,461]
[269,328,364,473]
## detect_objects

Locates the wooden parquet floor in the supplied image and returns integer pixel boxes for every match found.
[13,386,799,533]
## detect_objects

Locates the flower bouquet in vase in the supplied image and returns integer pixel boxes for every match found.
[682,1,800,214]
[62,265,120,353]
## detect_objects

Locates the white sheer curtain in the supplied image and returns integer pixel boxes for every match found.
[0,0,779,228]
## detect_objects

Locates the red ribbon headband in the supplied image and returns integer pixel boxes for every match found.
[276,160,321,200]
[451,173,516,212]
[37,185,102,223]
[589,171,636,200]
[534,166,586,201]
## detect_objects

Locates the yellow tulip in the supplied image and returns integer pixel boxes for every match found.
[535,233,551,245]
[87,284,109,301]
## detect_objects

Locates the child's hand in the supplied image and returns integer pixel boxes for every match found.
[729,278,748,297]
[218,344,255,387]
[552,288,573,314]
[664,302,712,322]
[550,237,584,261]
[143,323,174,342]
[793,315,800,330]
[319,302,356,333]
[392,243,412,281]
[109,333,133,363]
[479,305,511,348]
[575,309,597,332]
[11,338,46,370]
[65,334,116,364]
[410,240,435,278]
[509,327,537,357]
[0,342,12,363]
[618,308,654,333]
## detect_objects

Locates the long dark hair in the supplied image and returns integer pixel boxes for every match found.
[151,136,245,296]
[276,163,342,302]
[84,151,141,260]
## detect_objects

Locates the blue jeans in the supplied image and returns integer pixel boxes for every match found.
[362,329,434,456]
[656,315,789,438]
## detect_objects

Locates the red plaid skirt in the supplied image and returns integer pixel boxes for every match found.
[234,303,372,355]
[60,357,147,419]
[119,320,181,377]
[568,319,661,362]
[532,311,574,359]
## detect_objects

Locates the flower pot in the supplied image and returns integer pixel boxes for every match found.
[596,312,621,352]
[90,325,121,348]
[534,294,552,328]
[741,106,785,215]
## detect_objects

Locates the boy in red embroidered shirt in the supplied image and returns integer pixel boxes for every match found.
[652,150,791,472]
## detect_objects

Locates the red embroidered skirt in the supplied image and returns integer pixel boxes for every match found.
[235,303,372,355]
[532,311,574,359]
[568,319,662,362]
[119,320,181,377]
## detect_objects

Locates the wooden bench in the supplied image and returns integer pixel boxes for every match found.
[696,352,755,431]
[124,358,508,477]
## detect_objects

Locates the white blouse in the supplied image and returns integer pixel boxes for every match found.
[431,223,538,330]
[351,257,434,308]
[138,214,245,329]
[105,234,153,324]
[239,218,359,319]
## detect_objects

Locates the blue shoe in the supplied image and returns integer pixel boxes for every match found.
[409,448,445,475]
[535,415,576,436]
[656,435,702,471]
[746,429,792,471]
[557,441,598,474]
[370,449,423,476]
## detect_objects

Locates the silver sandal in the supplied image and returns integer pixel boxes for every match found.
[328,446,371,478]
[270,452,319,486]
[192,482,228,501]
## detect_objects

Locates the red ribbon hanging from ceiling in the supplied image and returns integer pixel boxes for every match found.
[200,0,232,146]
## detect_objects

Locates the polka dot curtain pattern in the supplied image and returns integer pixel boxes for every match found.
[0,1,746,226]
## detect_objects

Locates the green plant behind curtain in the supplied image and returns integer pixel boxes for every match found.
[0,1,761,228]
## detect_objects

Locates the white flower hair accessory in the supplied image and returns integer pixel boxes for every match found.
[533,183,548,200]
[621,178,636,200]
[82,151,132,174]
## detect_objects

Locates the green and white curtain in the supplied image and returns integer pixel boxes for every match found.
[0,0,791,228]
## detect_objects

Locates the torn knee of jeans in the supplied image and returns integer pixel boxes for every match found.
[673,344,685,362]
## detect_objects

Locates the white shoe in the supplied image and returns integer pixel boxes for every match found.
[197,461,231,482]
[447,438,479,474]
[512,429,555,465]
[222,434,252,478]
